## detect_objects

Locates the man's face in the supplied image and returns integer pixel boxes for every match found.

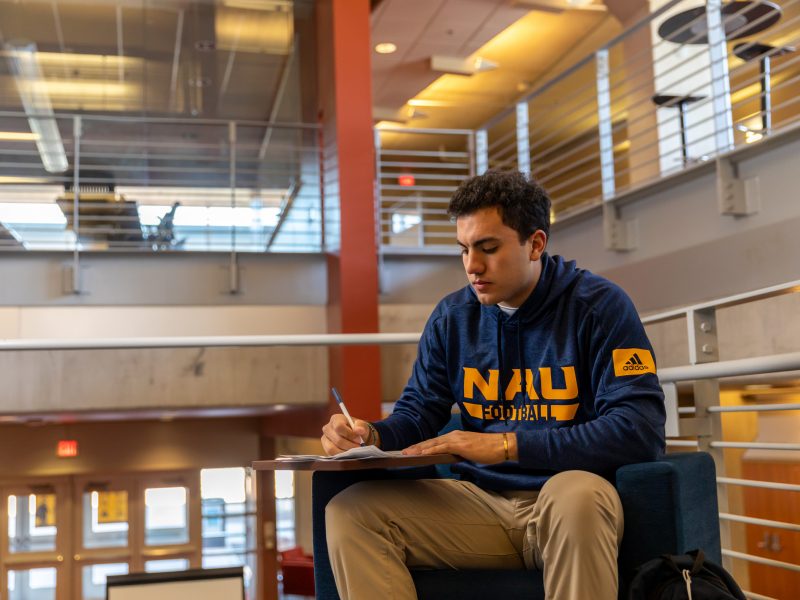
[456,206,545,308]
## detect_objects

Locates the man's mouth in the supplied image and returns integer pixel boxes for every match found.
[473,280,491,291]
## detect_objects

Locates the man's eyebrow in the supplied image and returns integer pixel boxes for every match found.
[457,236,501,247]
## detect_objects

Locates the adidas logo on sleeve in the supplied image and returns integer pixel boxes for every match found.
[612,349,656,376]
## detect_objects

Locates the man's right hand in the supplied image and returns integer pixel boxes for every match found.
[321,414,373,456]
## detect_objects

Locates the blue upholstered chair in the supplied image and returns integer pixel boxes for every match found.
[312,446,720,600]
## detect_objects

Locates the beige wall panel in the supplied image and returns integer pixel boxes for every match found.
[380,304,434,402]
[644,317,690,369]
[0,307,20,337]
[717,293,800,360]
[0,346,328,413]
[12,305,327,339]
[0,349,66,409]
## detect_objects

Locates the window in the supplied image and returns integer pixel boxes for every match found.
[83,490,128,549]
[7,494,56,553]
[144,486,189,546]
[81,563,128,600]
[200,467,256,598]
[275,471,295,551]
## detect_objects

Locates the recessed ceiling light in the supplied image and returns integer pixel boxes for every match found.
[375,42,397,54]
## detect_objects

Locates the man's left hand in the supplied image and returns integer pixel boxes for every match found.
[403,430,518,464]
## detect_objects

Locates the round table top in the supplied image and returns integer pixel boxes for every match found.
[733,41,796,62]
[658,0,782,45]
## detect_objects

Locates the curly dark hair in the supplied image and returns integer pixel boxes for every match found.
[448,170,551,242]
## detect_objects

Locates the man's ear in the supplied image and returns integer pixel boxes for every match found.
[529,230,547,261]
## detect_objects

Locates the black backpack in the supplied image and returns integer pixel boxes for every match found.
[628,549,747,600]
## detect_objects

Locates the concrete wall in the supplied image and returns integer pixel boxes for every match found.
[551,131,800,313]
[0,305,329,414]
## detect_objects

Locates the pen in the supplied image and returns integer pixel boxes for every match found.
[331,387,365,446]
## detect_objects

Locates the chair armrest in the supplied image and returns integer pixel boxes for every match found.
[615,452,720,582]
[312,466,441,600]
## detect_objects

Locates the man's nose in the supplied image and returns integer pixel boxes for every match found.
[464,251,484,275]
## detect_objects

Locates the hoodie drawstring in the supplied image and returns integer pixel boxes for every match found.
[516,323,535,422]
[497,314,537,425]
[496,315,506,423]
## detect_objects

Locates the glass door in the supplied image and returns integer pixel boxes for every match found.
[72,476,134,600]
[138,471,201,570]
[0,468,254,599]
[0,478,72,600]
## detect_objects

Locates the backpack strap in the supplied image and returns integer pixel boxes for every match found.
[690,549,706,575]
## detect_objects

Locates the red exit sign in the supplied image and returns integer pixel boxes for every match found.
[57,440,79,458]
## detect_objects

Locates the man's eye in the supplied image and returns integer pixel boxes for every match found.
[459,247,468,255]
[483,246,498,254]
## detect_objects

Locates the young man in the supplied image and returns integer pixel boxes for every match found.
[320,170,665,600]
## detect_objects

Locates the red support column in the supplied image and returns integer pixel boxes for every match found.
[318,0,382,421]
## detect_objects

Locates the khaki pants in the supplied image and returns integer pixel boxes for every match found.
[326,470,624,600]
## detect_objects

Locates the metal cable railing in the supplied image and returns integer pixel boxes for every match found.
[645,279,800,599]
[480,0,800,216]
[375,126,473,250]
[0,113,323,253]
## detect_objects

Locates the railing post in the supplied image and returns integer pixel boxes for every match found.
[515,102,530,176]
[467,131,476,177]
[706,0,735,154]
[595,49,615,201]
[228,121,239,294]
[373,128,385,289]
[686,306,731,570]
[596,51,636,252]
[475,129,488,175]
[69,115,82,295]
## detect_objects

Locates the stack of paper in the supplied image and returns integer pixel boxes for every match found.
[277,446,407,461]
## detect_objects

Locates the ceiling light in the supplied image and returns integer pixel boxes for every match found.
[222,0,291,10]
[0,131,39,141]
[430,55,498,76]
[406,99,452,108]
[4,43,68,173]
[512,0,606,11]
[375,42,397,55]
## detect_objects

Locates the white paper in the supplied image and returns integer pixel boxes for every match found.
[277,446,407,461]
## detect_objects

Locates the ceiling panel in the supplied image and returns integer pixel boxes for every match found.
[371,1,621,131]
[0,0,302,122]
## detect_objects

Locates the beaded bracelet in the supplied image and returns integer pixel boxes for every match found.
[365,422,379,446]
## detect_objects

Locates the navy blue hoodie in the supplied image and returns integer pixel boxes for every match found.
[373,253,666,491]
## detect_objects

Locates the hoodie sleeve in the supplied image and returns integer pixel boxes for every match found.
[515,285,666,474]
[372,307,456,450]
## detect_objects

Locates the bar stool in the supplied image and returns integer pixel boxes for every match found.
[733,42,795,134]
[652,94,705,164]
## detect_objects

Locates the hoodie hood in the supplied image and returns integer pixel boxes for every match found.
[504,253,582,323]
